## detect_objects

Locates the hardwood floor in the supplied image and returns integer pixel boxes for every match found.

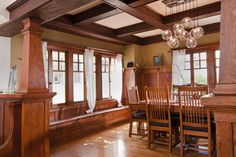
[50,123,207,157]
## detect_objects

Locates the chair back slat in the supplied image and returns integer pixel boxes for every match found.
[178,86,208,125]
[145,87,170,123]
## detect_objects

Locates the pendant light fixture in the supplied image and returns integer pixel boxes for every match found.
[162,0,204,49]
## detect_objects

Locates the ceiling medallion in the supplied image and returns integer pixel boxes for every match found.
[162,0,204,49]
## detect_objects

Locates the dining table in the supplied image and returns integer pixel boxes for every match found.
[131,99,179,113]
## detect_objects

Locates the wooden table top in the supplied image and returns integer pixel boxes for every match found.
[130,99,179,112]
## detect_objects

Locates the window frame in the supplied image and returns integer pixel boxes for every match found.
[46,41,121,107]
[182,44,219,92]
[48,48,67,105]
[72,52,85,102]
[101,56,112,99]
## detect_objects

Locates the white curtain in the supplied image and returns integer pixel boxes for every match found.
[172,49,186,85]
[127,69,135,89]
[42,41,48,88]
[111,54,123,107]
[84,49,96,113]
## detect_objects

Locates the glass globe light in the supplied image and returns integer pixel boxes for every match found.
[182,17,193,29]
[167,36,179,48]
[186,37,197,48]
[162,30,172,40]
[191,26,204,39]
[174,27,185,39]
[179,30,189,41]
[173,23,183,31]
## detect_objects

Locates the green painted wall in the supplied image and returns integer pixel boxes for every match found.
[140,32,220,67]
[11,30,220,80]
[42,28,125,52]
[10,28,126,86]
[123,44,143,68]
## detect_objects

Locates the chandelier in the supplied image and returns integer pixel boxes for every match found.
[162,0,204,49]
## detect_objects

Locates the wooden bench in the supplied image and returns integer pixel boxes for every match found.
[49,106,129,146]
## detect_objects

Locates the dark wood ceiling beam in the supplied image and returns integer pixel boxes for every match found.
[141,22,220,45]
[33,0,97,24]
[43,20,142,45]
[72,3,122,26]
[123,0,158,7]
[163,2,221,24]
[116,1,221,37]
[80,23,117,36]
[0,0,96,36]
[115,22,154,37]
[102,0,168,29]
[72,0,158,26]
[77,23,142,44]
[7,0,52,20]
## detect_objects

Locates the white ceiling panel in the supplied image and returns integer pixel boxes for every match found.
[67,0,102,15]
[147,0,220,16]
[134,29,163,38]
[95,12,143,29]
[0,0,16,24]
[197,15,220,26]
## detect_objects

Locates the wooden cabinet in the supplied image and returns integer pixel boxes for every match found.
[140,66,172,99]
[122,66,172,103]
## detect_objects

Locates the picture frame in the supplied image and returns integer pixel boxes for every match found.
[153,54,163,66]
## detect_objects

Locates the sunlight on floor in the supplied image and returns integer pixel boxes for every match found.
[50,123,207,157]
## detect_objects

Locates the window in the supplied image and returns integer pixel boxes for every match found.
[47,43,122,106]
[52,51,66,104]
[215,50,220,83]
[73,53,84,102]
[193,52,208,84]
[174,45,220,92]
[102,56,110,98]
[183,51,208,85]
[184,54,191,84]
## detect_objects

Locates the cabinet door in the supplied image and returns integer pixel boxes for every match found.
[159,67,172,94]
[141,68,158,99]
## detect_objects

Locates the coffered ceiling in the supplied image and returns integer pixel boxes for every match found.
[147,0,220,16]
[0,0,221,45]
[95,12,143,29]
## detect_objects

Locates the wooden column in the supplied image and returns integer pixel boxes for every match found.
[0,18,55,157]
[18,18,48,93]
[201,1,236,157]
[18,18,55,157]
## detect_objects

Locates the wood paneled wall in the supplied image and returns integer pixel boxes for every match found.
[0,102,11,147]
[140,66,172,99]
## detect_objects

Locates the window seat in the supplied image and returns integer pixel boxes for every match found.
[49,106,129,146]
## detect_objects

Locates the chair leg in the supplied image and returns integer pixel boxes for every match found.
[129,121,133,137]
[208,135,212,157]
[213,130,216,155]
[148,129,151,149]
[137,122,141,134]
[169,131,172,153]
[180,133,184,157]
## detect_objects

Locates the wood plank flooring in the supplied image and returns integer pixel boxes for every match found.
[50,123,207,157]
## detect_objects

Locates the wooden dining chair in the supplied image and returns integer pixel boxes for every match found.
[145,86,179,152]
[127,86,147,137]
[178,86,214,157]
